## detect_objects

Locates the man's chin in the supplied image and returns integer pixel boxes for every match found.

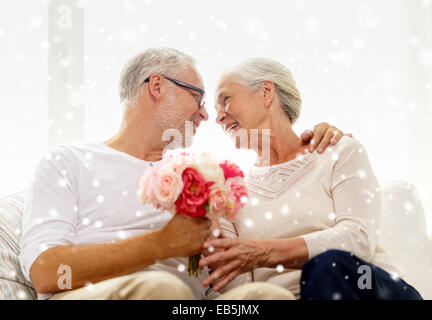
[184,133,194,149]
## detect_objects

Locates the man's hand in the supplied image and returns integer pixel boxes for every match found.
[300,122,353,154]
[201,218,223,257]
[156,214,212,259]
[30,214,211,294]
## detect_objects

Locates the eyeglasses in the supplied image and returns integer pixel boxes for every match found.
[144,75,205,108]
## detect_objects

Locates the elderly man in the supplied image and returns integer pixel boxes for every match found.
[19,47,345,300]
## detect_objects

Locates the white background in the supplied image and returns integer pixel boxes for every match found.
[1,0,431,234]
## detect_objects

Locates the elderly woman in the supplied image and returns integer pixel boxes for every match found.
[200,58,423,300]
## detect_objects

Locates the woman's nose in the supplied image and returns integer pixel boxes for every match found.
[216,108,226,125]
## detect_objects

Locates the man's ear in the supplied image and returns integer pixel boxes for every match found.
[261,80,275,109]
[147,74,164,102]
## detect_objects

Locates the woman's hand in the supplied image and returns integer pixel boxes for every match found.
[301,122,353,154]
[199,238,271,291]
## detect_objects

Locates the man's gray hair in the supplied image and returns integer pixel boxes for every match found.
[223,58,302,124]
[119,47,196,106]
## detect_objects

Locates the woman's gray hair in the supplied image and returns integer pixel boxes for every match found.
[119,47,196,107]
[224,58,302,124]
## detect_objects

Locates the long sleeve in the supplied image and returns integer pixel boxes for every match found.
[301,138,381,262]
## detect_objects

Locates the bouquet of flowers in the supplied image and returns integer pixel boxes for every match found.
[137,152,248,276]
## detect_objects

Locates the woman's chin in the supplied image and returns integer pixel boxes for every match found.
[232,134,252,150]
[227,127,249,149]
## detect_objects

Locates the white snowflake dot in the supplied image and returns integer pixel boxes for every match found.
[177,264,185,272]
[85,282,95,291]
[57,178,67,188]
[391,273,400,281]
[265,211,273,220]
[212,229,221,238]
[332,292,341,300]
[404,202,414,211]
[280,204,290,215]
[94,220,103,228]
[117,231,127,239]
[49,209,58,217]
[96,195,104,203]
[251,197,259,206]
[276,264,284,273]
[357,170,366,179]
[244,218,255,228]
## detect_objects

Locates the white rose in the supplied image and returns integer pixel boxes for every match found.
[192,152,225,184]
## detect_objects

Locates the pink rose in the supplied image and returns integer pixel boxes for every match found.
[175,168,213,217]
[138,167,158,204]
[208,184,228,218]
[224,177,248,221]
[219,160,245,179]
[226,177,248,202]
[154,167,183,211]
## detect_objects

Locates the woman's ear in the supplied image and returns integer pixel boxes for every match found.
[261,80,275,109]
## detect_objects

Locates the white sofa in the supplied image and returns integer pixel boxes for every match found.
[0,181,430,299]
[378,181,432,299]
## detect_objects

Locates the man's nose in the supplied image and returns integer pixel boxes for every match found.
[198,106,209,121]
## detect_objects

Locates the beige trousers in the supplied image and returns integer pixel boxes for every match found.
[49,271,295,300]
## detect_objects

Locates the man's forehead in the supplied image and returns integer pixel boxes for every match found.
[183,65,205,90]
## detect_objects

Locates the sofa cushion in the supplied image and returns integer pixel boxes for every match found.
[0,191,37,299]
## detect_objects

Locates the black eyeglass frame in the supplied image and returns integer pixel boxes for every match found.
[144,75,205,108]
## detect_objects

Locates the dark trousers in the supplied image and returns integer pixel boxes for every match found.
[300,249,423,300]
